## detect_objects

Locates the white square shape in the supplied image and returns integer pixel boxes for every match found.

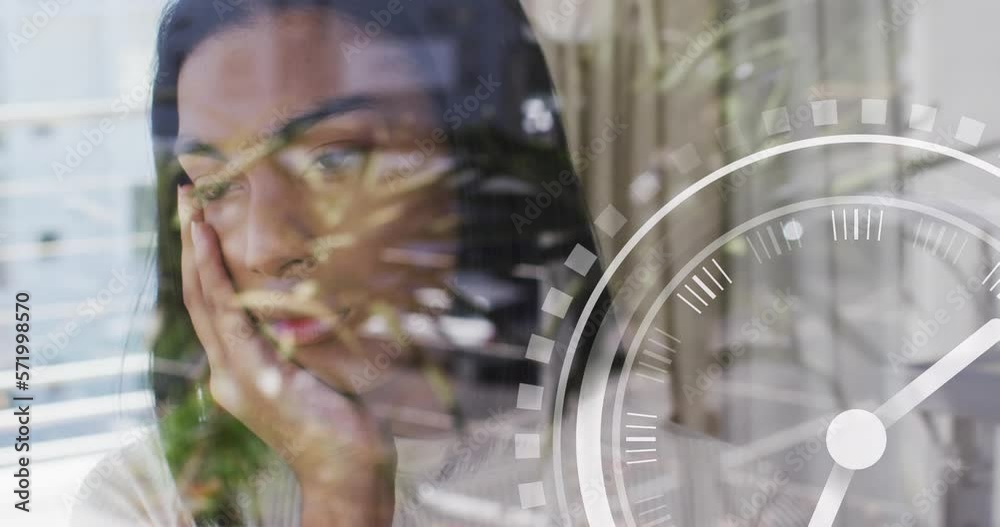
[956,117,985,146]
[811,100,838,126]
[909,104,937,132]
[518,481,546,508]
[595,205,627,236]
[542,288,573,318]
[565,244,598,275]
[668,143,702,174]
[515,433,541,459]
[762,107,791,135]
[517,384,544,411]
[861,98,888,124]
[525,334,556,364]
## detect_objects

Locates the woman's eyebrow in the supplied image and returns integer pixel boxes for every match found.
[173,95,379,159]
[174,139,226,160]
[274,94,378,143]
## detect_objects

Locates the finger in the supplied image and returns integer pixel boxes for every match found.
[178,182,204,224]
[179,186,223,364]
[191,219,234,312]
[179,185,208,320]
[192,220,282,376]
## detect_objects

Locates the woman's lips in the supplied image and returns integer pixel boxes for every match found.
[268,317,336,347]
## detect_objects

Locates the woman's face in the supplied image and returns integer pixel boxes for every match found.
[175,10,457,429]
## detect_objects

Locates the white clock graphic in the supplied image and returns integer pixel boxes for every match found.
[510,105,1000,527]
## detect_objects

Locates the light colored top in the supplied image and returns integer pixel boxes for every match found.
[69,416,805,526]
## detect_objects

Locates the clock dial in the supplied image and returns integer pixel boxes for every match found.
[550,134,1000,527]
[611,198,1000,526]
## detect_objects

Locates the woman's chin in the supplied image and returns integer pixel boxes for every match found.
[293,343,459,437]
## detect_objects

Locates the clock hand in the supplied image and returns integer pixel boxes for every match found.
[807,410,883,527]
[808,465,854,527]
[875,318,1000,427]
[808,318,1000,527]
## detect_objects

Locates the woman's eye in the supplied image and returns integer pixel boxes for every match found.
[197,182,229,202]
[194,179,243,203]
[305,146,368,183]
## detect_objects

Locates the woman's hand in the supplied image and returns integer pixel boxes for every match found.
[177,186,395,526]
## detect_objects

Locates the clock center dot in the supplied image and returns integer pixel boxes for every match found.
[825,409,887,470]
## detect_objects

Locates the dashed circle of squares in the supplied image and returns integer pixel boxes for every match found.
[512,98,990,514]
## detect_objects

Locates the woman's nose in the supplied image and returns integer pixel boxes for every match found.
[244,165,313,277]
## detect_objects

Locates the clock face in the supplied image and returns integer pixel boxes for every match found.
[549,134,1000,526]
[609,197,1000,527]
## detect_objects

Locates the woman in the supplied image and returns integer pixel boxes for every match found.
[72,0,604,524]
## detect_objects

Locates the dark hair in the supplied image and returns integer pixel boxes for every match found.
[149,0,605,522]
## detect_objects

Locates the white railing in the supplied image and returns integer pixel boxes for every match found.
[0,390,153,435]
[0,354,148,392]
[0,99,147,127]
[0,426,156,467]
[0,232,155,262]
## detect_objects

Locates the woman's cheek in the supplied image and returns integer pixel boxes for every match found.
[204,200,245,233]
